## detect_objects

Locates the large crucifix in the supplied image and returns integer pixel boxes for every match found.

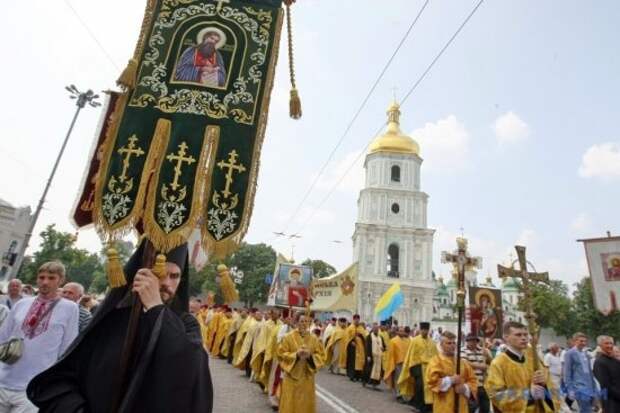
[117,135,145,183]
[441,237,482,413]
[497,245,549,370]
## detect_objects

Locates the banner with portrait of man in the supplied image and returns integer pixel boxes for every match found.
[267,263,313,308]
[468,286,503,339]
[579,235,620,314]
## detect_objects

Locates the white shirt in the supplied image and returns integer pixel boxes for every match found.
[0,296,79,391]
[323,323,335,344]
[544,352,562,377]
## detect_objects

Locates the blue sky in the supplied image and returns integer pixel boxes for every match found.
[1,0,618,288]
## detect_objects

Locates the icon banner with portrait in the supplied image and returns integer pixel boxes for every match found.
[267,263,314,309]
[580,235,620,315]
[468,286,503,339]
[91,0,284,257]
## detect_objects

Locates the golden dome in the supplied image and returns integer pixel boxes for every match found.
[368,101,420,155]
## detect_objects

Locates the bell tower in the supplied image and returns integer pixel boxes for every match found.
[352,101,435,327]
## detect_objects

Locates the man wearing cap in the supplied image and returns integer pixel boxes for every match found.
[462,334,491,413]
[27,241,213,413]
[398,321,438,413]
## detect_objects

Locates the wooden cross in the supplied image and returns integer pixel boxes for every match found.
[117,135,145,183]
[217,150,246,198]
[214,0,230,13]
[166,141,196,191]
[497,245,549,369]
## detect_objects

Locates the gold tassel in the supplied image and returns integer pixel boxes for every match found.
[285,3,302,119]
[289,88,302,119]
[116,58,139,90]
[106,247,127,288]
[217,264,239,304]
[152,253,167,279]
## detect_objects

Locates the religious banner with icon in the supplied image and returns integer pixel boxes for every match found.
[311,263,358,312]
[579,235,620,314]
[92,0,284,256]
[267,263,313,308]
[468,286,503,339]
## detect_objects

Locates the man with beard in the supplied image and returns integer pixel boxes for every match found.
[26,241,213,413]
[342,314,367,382]
[174,28,227,87]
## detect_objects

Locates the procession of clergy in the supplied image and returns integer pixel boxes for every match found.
[196,304,562,413]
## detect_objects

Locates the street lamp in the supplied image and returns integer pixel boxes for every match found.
[13,86,101,278]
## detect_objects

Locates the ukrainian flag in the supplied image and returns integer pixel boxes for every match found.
[374,283,404,321]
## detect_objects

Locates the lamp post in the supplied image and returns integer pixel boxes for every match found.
[12,86,101,279]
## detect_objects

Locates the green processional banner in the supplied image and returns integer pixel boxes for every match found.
[94,0,283,256]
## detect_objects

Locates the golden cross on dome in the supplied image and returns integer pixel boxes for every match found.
[217,150,246,199]
[166,142,196,191]
[117,135,145,183]
[214,0,230,13]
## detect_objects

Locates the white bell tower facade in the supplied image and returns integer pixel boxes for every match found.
[352,102,435,327]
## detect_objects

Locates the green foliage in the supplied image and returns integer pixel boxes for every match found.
[571,277,620,340]
[525,279,576,338]
[229,243,276,307]
[301,258,337,278]
[18,225,104,291]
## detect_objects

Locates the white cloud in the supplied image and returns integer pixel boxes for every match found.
[570,213,592,233]
[412,115,470,171]
[578,142,620,179]
[315,150,365,193]
[494,112,530,144]
[515,229,537,248]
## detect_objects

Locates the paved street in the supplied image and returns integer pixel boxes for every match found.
[210,356,413,412]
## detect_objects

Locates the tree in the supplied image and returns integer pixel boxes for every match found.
[18,225,104,291]
[301,259,337,278]
[524,279,576,338]
[229,243,276,307]
[90,240,135,294]
[571,277,620,340]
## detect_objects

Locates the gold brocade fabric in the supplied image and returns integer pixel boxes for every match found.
[211,316,232,358]
[221,312,241,358]
[340,325,368,371]
[484,351,559,413]
[277,329,326,413]
[426,354,478,413]
[383,336,411,388]
[234,318,261,369]
[325,326,345,366]
[398,335,438,401]
[232,317,254,365]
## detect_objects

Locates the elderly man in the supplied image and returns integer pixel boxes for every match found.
[593,336,620,413]
[564,332,597,413]
[0,279,23,310]
[543,343,563,392]
[61,282,92,333]
[27,241,213,413]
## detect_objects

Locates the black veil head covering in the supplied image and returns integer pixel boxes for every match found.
[165,243,189,314]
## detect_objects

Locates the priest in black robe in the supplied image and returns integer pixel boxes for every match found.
[26,241,213,413]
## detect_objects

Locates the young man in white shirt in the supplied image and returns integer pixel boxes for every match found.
[0,262,79,413]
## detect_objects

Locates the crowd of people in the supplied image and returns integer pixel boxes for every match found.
[197,304,620,413]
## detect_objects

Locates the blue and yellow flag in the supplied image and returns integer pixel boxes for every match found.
[374,283,404,321]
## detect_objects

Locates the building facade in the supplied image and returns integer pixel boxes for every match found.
[0,199,32,280]
[353,102,435,327]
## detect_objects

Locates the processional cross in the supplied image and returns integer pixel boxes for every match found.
[217,150,246,198]
[497,245,549,369]
[166,142,196,191]
[441,237,482,413]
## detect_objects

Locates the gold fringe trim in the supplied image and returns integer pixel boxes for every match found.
[201,10,284,260]
[143,124,219,254]
[117,59,139,90]
[93,98,168,244]
[106,245,127,288]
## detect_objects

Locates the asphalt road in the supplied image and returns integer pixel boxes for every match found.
[210,356,414,413]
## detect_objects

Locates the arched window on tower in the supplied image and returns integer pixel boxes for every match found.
[391,165,401,182]
[387,244,400,278]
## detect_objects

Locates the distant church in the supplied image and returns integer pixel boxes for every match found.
[352,101,435,327]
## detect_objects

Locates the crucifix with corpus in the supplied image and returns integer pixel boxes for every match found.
[497,245,549,370]
[441,237,482,413]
